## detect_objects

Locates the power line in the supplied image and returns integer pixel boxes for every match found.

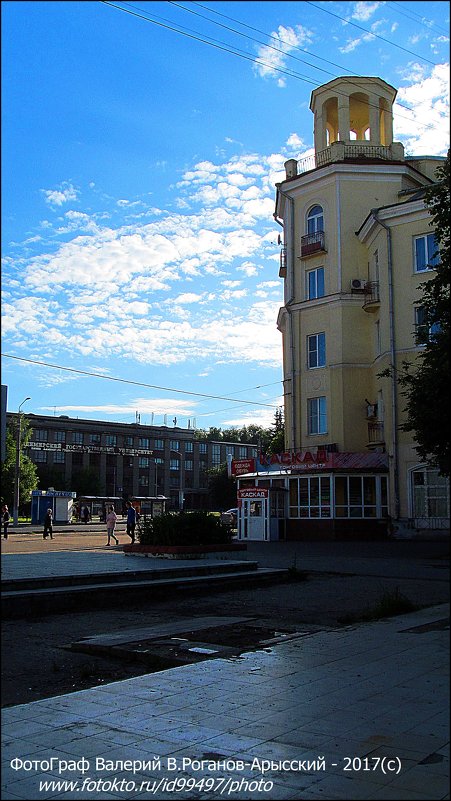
[102,2,445,134]
[169,0,445,125]
[2,353,279,408]
[306,0,440,67]
[385,2,449,37]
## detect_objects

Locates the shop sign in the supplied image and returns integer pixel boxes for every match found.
[258,448,329,470]
[238,488,268,499]
[231,458,256,476]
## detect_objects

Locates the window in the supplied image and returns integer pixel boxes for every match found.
[139,457,149,468]
[412,468,449,520]
[31,449,47,463]
[154,439,164,450]
[124,435,134,447]
[170,458,180,471]
[55,431,66,443]
[289,476,331,518]
[89,434,101,445]
[308,397,327,435]
[198,442,207,454]
[415,306,440,345]
[139,475,149,487]
[185,441,193,453]
[307,267,325,300]
[138,437,150,449]
[307,333,326,368]
[414,233,439,272]
[170,440,180,451]
[238,446,248,458]
[307,205,324,235]
[105,434,117,447]
[212,444,221,466]
[72,431,83,444]
[54,451,65,463]
[33,429,48,442]
[335,475,388,518]
[185,459,194,471]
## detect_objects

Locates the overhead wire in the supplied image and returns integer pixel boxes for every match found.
[305,0,440,66]
[168,0,446,125]
[103,1,445,134]
[2,354,281,409]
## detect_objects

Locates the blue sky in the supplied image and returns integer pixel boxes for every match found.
[2,1,449,432]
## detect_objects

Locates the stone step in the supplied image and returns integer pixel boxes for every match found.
[1,567,289,619]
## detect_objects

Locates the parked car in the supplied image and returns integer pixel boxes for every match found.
[220,508,238,527]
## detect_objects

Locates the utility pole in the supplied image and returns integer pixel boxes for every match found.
[13,397,31,526]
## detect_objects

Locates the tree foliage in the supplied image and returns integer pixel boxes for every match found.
[398,152,450,475]
[0,419,39,510]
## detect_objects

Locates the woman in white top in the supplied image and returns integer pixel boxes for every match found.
[105,506,119,546]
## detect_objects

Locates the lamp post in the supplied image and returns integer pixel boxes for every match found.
[170,450,184,511]
[13,397,31,526]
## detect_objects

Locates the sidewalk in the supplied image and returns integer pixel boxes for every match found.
[2,603,449,800]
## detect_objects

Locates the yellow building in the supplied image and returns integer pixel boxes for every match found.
[236,76,449,541]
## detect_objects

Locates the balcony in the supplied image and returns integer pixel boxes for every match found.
[300,231,326,258]
[367,422,384,445]
[362,281,380,311]
[296,142,403,175]
[279,246,287,278]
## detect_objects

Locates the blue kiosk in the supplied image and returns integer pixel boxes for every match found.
[31,490,76,525]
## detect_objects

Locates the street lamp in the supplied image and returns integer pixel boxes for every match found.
[170,449,184,511]
[13,397,31,526]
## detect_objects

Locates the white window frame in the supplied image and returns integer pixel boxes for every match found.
[414,233,439,273]
[308,396,327,435]
[307,332,326,369]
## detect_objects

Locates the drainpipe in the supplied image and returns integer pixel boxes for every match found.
[274,183,296,451]
[373,212,400,520]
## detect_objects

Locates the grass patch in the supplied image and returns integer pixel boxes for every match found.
[338,586,417,624]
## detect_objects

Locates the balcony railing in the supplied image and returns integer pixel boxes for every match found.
[368,422,384,444]
[300,231,326,258]
[279,246,287,277]
[297,143,394,175]
[363,281,380,308]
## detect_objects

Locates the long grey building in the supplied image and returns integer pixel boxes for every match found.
[7,412,257,512]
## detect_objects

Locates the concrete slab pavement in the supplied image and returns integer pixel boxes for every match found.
[1,603,449,800]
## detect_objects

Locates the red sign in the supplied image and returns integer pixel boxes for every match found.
[231,458,256,476]
[238,488,268,499]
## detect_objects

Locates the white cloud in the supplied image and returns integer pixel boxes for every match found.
[394,63,450,155]
[351,2,383,22]
[254,25,314,86]
[42,182,79,206]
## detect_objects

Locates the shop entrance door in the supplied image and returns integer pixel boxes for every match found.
[241,498,267,540]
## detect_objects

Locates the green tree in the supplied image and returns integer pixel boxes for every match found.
[397,152,450,475]
[207,463,237,510]
[266,407,285,454]
[70,468,104,496]
[0,419,39,512]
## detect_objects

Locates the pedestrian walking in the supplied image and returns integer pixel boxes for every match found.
[82,506,90,524]
[125,501,137,543]
[2,505,11,539]
[105,506,119,546]
[43,508,53,539]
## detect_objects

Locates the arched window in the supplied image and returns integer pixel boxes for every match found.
[307,205,324,235]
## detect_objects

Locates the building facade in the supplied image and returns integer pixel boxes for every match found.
[236,75,449,541]
[8,412,257,513]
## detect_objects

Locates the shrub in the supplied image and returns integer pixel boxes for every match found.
[137,511,233,547]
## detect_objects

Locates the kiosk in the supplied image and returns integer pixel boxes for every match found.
[31,490,76,525]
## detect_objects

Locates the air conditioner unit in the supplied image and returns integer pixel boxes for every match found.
[351,278,366,291]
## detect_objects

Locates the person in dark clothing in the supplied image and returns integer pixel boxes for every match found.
[126,501,137,543]
[43,508,53,539]
[2,505,10,539]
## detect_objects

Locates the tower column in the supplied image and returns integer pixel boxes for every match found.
[369,93,381,145]
[337,95,350,143]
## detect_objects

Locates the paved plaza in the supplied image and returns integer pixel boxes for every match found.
[1,532,449,799]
